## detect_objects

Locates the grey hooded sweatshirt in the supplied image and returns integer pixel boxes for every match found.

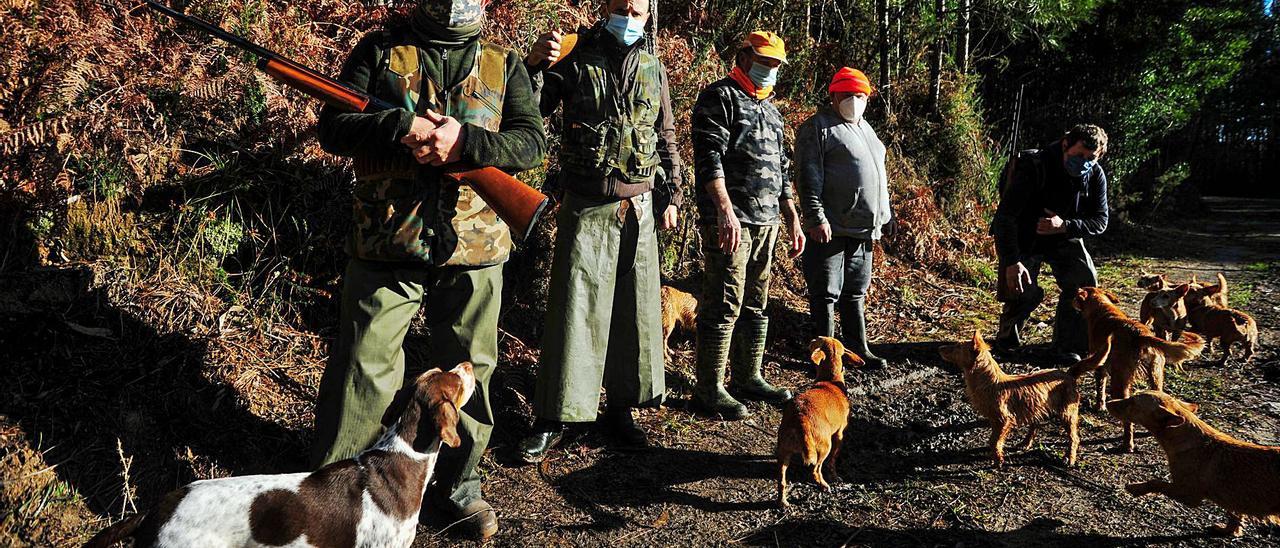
[795,105,892,240]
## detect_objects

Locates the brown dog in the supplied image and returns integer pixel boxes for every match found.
[939,330,1081,468]
[776,337,857,507]
[1184,273,1257,365]
[1071,287,1204,452]
[1110,390,1280,537]
[1141,283,1191,341]
[660,285,699,357]
[1188,273,1230,308]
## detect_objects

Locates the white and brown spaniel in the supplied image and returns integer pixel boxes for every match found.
[85,362,475,548]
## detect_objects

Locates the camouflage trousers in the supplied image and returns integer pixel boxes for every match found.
[533,191,665,423]
[311,258,501,512]
[697,223,779,358]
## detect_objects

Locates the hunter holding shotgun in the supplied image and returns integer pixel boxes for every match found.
[517,0,685,462]
[308,0,545,539]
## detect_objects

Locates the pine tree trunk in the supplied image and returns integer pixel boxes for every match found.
[957,0,970,73]
[930,0,945,116]
[878,0,891,114]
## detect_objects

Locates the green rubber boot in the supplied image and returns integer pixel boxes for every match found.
[841,299,887,370]
[728,317,792,402]
[692,324,750,420]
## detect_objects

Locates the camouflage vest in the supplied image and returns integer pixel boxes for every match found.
[558,37,664,184]
[349,41,512,266]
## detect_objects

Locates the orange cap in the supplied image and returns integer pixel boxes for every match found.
[743,30,786,63]
[829,67,873,95]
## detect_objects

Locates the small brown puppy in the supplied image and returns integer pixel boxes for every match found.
[1142,283,1191,341]
[1110,390,1280,537]
[1071,287,1204,452]
[776,337,857,507]
[1184,273,1257,365]
[939,330,1082,468]
[660,285,699,357]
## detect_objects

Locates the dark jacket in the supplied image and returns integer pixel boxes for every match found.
[691,77,792,226]
[317,32,545,173]
[991,141,1109,268]
[527,26,684,207]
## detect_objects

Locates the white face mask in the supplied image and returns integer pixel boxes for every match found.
[838,96,867,123]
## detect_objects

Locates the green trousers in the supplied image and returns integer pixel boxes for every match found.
[698,223,779,331]
[533,191,665,423]
[311,258,500,511]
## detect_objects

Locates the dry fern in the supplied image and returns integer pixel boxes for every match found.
[1,117,72,155]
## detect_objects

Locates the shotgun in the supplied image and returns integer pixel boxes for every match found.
[141,0,549,240]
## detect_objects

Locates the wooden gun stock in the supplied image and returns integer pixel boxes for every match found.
[444,168,550,241]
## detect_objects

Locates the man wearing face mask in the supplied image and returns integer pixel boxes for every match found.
[309,0,546,539]
[796,68,893,370]
[991,124,1109,364]
[517,0,684,462]
[688,31,804,419]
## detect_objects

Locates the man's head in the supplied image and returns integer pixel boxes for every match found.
[418,0,487,29]
[828,67,872,122]
[734,31,786,71]
[602,0,650,46]
[1060,123,1107,178]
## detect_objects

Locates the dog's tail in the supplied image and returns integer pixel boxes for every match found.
[1068,334,1112,378]
[82,514,144,548]
[1140,331,1204,365]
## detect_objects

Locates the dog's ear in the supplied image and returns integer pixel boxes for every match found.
[843,348,862,366]
[1102,288,1122,304]
[381,384,416,427]
[810,347,827,366]
[1174,284,1190,298]
[1076,288,1089,301]
[970,330,984,350]
[1157,407,1186,429]
[435,400,462,448]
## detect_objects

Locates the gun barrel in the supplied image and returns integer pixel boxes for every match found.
[141,0,548,239]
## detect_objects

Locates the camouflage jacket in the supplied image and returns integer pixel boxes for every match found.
[529,26,684,208]
[692,77,793,226]
[317,30,546,266]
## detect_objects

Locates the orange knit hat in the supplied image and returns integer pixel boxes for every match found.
[829,67,873,95]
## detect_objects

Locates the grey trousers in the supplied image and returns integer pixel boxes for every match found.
[802,236,874,338]
[997,238,1098,354]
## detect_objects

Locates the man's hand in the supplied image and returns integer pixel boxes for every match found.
[807,222,832,244]
[402,114,438,145]
[717,205,742,255]
[402,110,465,166]
[659,205,678,230]
[787,218,806,259]
[1004,262,1033,294]
[1036,209,1066,235]
[882,217,898,238]
[526,30,563,67]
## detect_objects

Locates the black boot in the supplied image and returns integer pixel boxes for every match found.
[841,299,887,370]
[516,419,564,464]
[599,406,648,449]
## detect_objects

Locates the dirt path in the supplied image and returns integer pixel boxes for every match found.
[2,199,1275,547]
[424,197,1280,547]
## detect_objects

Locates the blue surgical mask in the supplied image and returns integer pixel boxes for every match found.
[1064,155,1095,178]
[747,61,778,88]
[605,13,645,46]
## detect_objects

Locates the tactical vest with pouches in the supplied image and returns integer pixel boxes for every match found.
[557,32,664,185]
[349,37,512,266]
